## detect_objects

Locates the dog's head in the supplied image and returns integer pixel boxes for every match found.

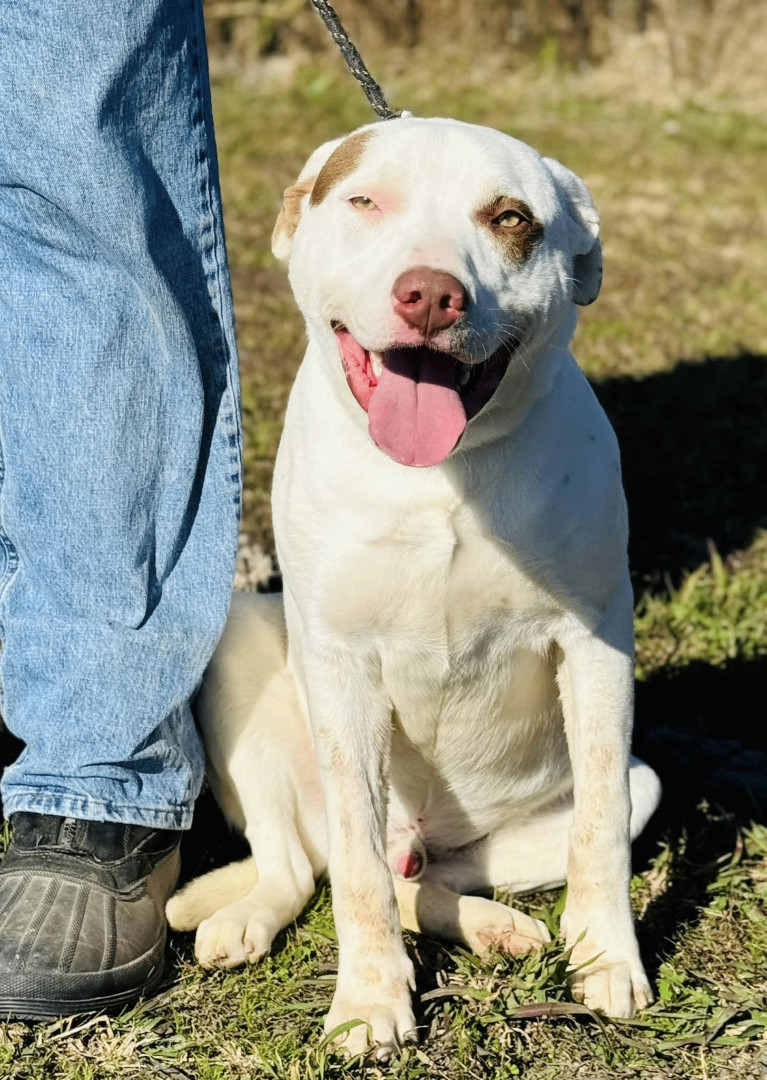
[273,117,601,468]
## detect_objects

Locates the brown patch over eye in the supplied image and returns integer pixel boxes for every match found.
[476,196,543,263]
[310,130,374,207]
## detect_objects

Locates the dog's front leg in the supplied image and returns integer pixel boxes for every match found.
[557,582,652,1018]
[302,647,416,1059]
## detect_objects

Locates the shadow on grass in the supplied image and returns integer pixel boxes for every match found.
[632,653,767,976]
[593,351,767,585]
[596,352,767,967]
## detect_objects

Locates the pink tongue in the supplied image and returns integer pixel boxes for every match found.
[368,348,467,467]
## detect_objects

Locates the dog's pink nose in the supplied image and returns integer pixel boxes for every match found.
[392,266,468,337]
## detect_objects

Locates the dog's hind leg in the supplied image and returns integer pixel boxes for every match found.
[189,715,326,968]
[192,814,319,968]
[394,879,551,956]
[168,592,328,968]
[429,756,661,897]
[166,857,258,932]
[394,758,659,959]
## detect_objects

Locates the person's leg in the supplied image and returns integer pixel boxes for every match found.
[0,0,241,1014]
[0,0,240,828]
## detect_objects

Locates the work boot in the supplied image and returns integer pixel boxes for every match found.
[0,813,180,1020]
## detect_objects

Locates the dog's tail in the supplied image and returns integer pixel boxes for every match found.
[165,857,258,931]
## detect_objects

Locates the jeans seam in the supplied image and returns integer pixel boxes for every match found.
[3,790,192,829]
[188,0,243,507]
[0,426,20,717]
[0,429,20,611]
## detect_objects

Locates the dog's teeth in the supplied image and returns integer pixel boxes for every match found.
[371,352,383,377]
[456,363,472,389]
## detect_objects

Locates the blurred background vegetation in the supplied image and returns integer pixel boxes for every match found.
[203,0,767,100]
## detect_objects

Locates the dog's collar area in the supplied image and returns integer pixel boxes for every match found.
[332,324,512,467]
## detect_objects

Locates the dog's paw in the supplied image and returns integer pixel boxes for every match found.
[194,900,274,969]
[324,994,417,1061]
[569,957,653,1018]
[324,954,417,1060]
[464,897,551,957]
[565,922,652,1018]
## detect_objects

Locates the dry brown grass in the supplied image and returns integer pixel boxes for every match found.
[203,0,767,105]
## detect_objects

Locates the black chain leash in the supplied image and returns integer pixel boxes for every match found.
[308,0,404,120]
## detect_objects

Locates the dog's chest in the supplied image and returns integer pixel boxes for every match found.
[329,503,569,841]
[325,501,563,733]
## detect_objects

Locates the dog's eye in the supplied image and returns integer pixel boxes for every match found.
[492,209,528,229]
[349,196,378,211]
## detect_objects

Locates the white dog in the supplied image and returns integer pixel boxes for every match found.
[167,117,661,1059]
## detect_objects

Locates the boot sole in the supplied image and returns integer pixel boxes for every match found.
[0,949,165,1021]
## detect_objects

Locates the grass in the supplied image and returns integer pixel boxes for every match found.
[1,53,767,1079]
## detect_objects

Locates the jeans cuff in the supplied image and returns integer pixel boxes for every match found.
[2,790,191,830]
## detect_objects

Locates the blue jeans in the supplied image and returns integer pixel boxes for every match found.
[0,0,242,829]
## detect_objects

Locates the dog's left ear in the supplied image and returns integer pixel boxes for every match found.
[271,136,347,262]
[543,157,602,306]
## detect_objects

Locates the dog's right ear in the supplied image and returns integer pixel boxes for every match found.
[543,156,602,306]
[271,136,347,262]
[271,177,315,262]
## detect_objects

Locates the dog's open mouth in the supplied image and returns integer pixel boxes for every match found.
[333,326,512,468]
